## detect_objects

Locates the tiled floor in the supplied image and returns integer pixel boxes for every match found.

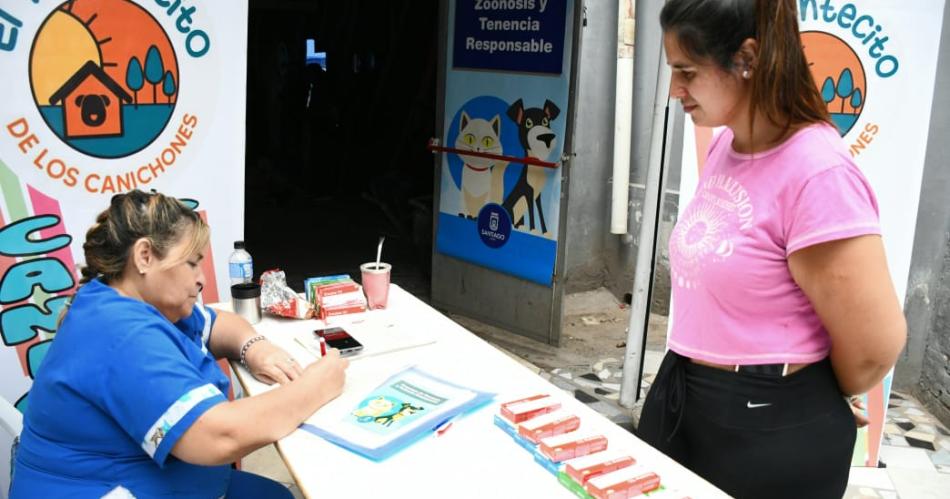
[841,391,950,499]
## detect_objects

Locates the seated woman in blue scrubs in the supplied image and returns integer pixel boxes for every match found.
[11,190,349,498]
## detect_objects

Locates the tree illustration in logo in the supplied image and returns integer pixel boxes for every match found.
[162,71,177,105]
[849,88,864,112]
[802,31,866,137]
[821,68,864,115]
[144,45,165,105]
[126,56,144,108]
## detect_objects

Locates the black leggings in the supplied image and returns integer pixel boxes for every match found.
[638,351,856,499]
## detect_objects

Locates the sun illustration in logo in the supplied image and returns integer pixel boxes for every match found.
[802,31,866,137]
[29,0,179,159]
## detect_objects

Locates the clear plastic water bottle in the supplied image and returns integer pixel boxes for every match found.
[228,241,253,285]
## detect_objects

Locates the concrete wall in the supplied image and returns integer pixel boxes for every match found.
[905,4,950,425]
[600,0,672,306]
[563,0,616,293]
[563,0,678,306]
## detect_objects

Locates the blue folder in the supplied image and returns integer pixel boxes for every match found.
[300,366,495,461]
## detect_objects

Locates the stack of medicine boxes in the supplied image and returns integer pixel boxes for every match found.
[494,394,689,499]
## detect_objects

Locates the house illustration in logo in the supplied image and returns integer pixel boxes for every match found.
[48,61,133,139]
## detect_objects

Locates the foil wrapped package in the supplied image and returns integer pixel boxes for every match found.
[260,269,314,319]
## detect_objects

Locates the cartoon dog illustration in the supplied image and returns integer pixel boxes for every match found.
[351,396,425,428]
[455,111,505,219]
[353,396,396,422]
[376,402,425,427]
[502,99,560,234]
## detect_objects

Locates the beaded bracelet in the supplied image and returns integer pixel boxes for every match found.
[239,335,267,369]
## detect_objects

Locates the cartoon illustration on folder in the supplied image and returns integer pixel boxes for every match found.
[352,396,426,428]
[347,379,446,436]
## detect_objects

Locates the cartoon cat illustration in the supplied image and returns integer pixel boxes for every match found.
[455,111,505,219]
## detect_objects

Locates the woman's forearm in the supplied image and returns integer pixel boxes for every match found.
[184,373,332,464]
[788,236,907,397]
[171,352,348,466]
[207,310,258,360]
[829,316,906,396]
[831,351,894,396]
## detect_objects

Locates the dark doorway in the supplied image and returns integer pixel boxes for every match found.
[244,0,438,300]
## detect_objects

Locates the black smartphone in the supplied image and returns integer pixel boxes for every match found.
[314,327,364,357]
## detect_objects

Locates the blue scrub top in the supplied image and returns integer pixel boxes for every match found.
[12,279,232,498]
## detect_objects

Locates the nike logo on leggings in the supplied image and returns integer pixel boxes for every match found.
[746,401,772,408]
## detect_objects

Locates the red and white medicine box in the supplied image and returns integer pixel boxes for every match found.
[320,290,367,308]
[564,451,636,485]
[584,465,661,499]
[538,431,608,463]
[500,394,560,424]
[517,410,581,444]
[316,281,360,298]
[319,302,367,320]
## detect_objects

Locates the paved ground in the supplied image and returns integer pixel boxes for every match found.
[242,287,950,498]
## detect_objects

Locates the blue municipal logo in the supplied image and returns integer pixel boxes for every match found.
[477,203,511,249]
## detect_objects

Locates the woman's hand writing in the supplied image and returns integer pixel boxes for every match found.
[302,349,349,403]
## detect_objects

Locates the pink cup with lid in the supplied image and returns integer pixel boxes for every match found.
[360,262,391,309]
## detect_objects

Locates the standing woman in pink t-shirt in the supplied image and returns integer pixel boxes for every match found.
[637,1,907,497]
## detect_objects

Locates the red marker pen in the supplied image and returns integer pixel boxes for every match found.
[319,336,327,356]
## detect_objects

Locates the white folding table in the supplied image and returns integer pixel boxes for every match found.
[226,284,728,498]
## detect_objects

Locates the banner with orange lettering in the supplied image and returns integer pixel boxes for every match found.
[0,0,248,488]
[673,0,945,468]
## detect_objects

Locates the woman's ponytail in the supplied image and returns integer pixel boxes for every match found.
[750,0,830,130]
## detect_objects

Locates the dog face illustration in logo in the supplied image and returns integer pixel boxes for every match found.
[502,98,560,235]
[75,94,111,126]
[455,111,503,220]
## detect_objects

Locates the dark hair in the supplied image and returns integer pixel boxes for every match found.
[660,0,831,132]
[79,189,208,285]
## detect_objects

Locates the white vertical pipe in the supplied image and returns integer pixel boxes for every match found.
[610,1,636,234]
[619,40,671,408]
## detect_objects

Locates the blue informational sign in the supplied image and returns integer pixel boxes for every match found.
[437,0,574,286]
[453,0,567,74]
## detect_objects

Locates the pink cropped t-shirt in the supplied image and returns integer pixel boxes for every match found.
[667,123,881,365]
